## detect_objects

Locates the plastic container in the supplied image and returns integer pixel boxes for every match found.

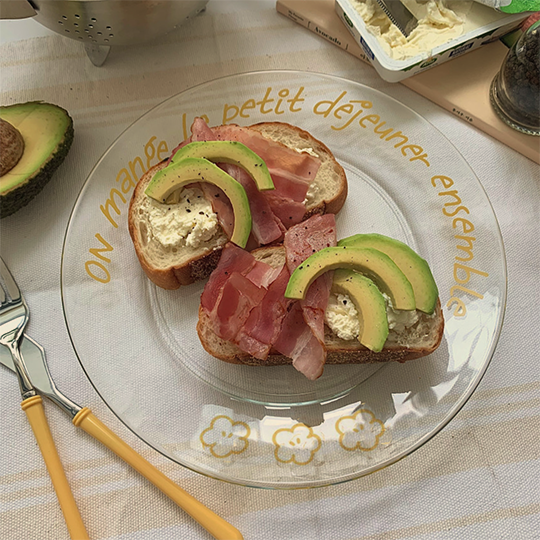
[490,19,540,135]
[336,0,530,82]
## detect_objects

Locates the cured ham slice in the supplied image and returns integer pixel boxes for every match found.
[214,124,320,229]
[236,266,292,360]
[200,243,256,313]
[190,117,216,141]
[201,216,337,380]
[214,272,267,342]
[245,260,282,289]
[220,164,283,246]
[213,125,320,180]
[284,214,337,271]
[201,243,285,345]
[264,193,307,228]
[274,214,337,379]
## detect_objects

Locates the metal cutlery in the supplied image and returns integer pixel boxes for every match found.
[375,0,418,38]
[0,258,88,539]
[0,259,243,540]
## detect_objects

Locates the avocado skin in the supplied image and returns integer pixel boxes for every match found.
[0,106,74,219]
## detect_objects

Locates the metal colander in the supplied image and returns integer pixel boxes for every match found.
[1,0,209,65]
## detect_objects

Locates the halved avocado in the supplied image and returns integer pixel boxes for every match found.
[0,102,74,218]
[285,246,416,311]
[332,269,389,352]
[338,234,438,314]
[171,141,275,191]
[145,157,252,248]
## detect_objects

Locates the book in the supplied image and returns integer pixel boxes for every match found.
[276,0,539,164]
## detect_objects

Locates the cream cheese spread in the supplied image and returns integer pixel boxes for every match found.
[325,291,420,340]
[325,293,361,340]
[350,0,472,60]
[146,187,219,249]
[295,147,320,158]
[382,293,419,332]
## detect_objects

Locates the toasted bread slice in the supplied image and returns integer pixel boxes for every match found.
[128,122,347,290]
[197,246,444,366]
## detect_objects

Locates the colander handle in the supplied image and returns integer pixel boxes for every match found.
[0,0,36,20]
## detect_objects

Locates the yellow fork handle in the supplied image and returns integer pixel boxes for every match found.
[22,396,89,540]
[73,408,243,540]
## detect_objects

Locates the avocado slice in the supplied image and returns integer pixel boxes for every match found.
[332,269,389,352]
[172,141,274,191]
[0,102,74,219]
[145,157,252,248]
[285,246,416,311]
[338,234,438,314]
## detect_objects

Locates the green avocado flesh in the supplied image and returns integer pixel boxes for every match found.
[0,102,74,218]
[332,269,389,352]
[338,234,438,314]
[285,246,416,311]
[171,141,275,191]
[145,157,252,248]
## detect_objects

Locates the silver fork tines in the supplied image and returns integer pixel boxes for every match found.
[0,259,22,303]
[0,258,34,399]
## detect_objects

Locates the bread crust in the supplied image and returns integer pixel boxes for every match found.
[128,122,348,289]
[196,299,444,367]
[128,160,226,289]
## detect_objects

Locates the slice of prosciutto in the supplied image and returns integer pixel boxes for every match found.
[201,243,256,313]
[201,243,284,345]
[220,163,283,247]
[274,214,337,380]
[235,265,292,360]
[213,272,267,342]
[213,124,321,228]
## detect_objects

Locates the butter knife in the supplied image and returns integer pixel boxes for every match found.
[0,335,243,540]
[376,0,418,38]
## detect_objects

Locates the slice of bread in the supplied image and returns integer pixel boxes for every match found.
[128,122,347,290]
[197,245,445,366]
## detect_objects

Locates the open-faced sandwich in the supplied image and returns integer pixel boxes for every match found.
[128,118,347,289]
[129,118,443,380]
[197,214,444,380]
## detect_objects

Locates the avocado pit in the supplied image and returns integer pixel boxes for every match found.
[0,118,24,177]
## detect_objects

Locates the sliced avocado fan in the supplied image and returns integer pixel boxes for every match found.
[0,102,74,219]
[332,269,389,352]
[171,141,275,191]
[145,157,252,248]
[338,234,438,314]
[285,246,416,311]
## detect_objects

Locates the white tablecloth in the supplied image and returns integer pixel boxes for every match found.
[1,2,539,539]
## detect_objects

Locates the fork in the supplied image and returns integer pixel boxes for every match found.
[0,258,88,540]
[0,259,243,540]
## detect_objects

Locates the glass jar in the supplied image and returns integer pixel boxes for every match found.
[490,20,540,136]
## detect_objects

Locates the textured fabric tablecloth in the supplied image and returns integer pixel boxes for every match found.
[1,2,539,539]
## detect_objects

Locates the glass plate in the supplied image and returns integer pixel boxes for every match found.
[61,71,506,489]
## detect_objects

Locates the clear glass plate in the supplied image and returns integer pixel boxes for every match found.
[61,71,507,489]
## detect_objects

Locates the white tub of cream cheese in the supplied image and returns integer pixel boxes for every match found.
[336,0,529,82]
